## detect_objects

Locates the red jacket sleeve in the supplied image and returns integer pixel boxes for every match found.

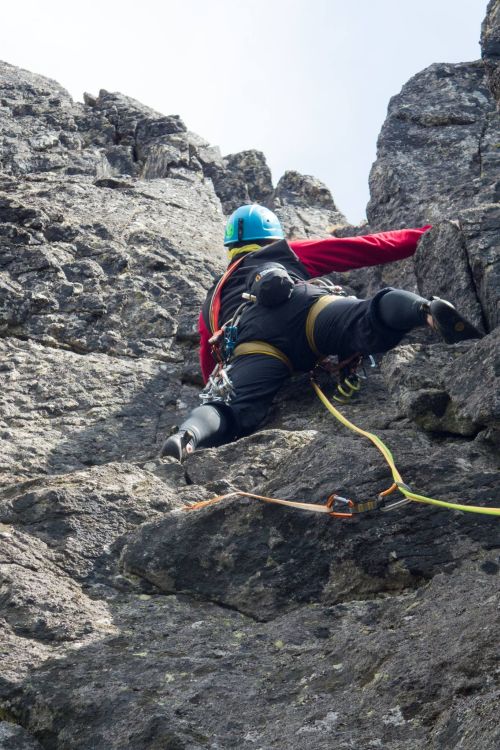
[289,226,432,278]
[198,311,216,384]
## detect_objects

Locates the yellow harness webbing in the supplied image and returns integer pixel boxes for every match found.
[233,341,293,371]
[230,295,343,370]
[305,295,342,356]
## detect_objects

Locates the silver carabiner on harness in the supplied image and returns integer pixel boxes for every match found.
[200,364,235,405]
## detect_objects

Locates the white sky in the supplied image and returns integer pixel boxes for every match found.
[0,0,487,223]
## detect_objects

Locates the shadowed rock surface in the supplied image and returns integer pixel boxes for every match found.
[0,723,43,750]
[1,5,499,748]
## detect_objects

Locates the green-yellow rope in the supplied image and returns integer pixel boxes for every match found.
[311,379,500,517]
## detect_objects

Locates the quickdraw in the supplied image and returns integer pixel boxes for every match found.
[199,363,235,405]
[183,489,404,519]
[202,298,250,405]
[313,352,373,404]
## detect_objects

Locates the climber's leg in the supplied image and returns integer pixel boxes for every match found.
[313,289,410,359]
[222,353,291,438]
[376,290,484,344]
[161,354,290,461]
[375,288,430,330]
[161,404,233,461]
[313,288,482,359]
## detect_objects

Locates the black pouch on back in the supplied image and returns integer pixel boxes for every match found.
[247,262,294,307]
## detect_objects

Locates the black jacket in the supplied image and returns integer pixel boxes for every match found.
[202,240,329,371]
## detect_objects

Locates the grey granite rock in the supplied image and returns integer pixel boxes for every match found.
[0,61,103,177]
[0,172,224,359]
[274,170,347,238]
[415,206,500,333]
[0,337,201,485]
[382,332,500,442]
[5,566,499,750]
[0,722,43,750]
[415,220,486,331]
[481,0,500,102]
[367,61,499,229]
[459,203,500,330]
[0,527,113,643]
[0,462,180,581]
[224,150,274,207]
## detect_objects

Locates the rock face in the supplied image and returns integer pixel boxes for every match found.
[1,5,499,748]
[482,0,500,102]
[415,206,500,331]
[0,173,223,358]
[367,61,499,229]
[274,170,347,238]
[0,723,43,750]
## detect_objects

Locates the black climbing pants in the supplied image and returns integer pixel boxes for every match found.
[183,288,428,447]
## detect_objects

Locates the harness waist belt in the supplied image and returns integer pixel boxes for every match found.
[306,294,343,357]
[233,294,343,371]
[233,341,293,371]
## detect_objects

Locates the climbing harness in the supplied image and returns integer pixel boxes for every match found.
[305,294,344,357]
[188,376,500,519]
[233,341,293,371]
[202,258,312,404]
[201,255,367,405]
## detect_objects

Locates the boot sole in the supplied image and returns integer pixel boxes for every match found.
[160,435,184,462]
[430,300,484,344]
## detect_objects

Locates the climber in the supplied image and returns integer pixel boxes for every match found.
[161,204,482,462]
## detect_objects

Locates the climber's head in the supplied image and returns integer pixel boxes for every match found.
[224,204,284,259]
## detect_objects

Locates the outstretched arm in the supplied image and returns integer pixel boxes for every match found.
[290,226,431,278]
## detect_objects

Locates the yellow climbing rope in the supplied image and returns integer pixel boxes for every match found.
[310,378,500,517]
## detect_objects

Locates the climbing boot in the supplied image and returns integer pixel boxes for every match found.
[160,430,196,462]
[426,297,484,344]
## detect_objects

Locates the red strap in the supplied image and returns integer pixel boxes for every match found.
[209,257,246,334]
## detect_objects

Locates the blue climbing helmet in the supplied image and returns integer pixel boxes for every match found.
[223,204,284,246]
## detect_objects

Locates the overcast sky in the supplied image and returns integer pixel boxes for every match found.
[1,0,487,223]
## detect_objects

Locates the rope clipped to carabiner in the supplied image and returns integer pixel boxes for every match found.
[311,378,500,518]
